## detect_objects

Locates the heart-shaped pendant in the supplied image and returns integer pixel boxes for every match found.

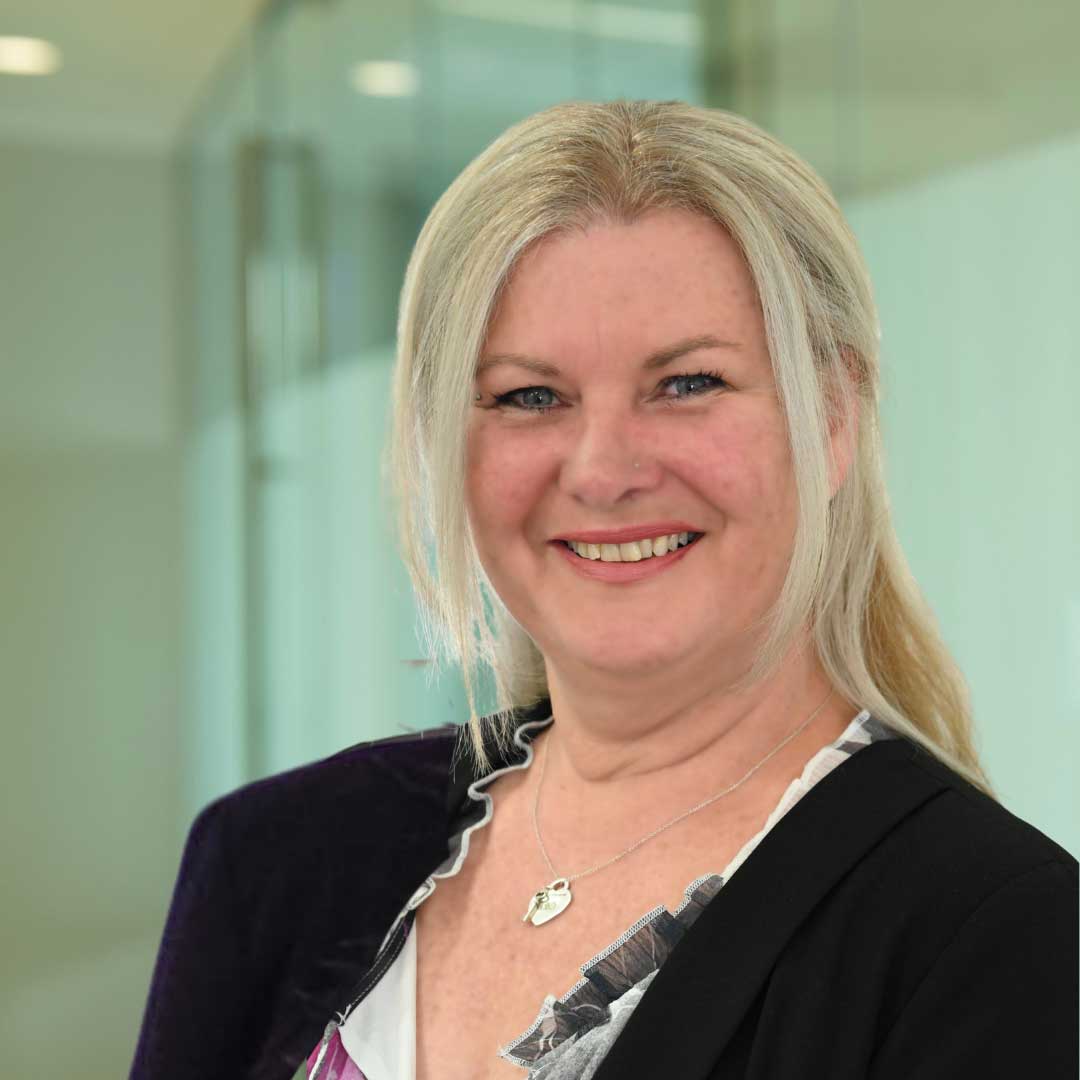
[522,878,573,926]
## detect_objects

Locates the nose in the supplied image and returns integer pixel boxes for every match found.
[557,410,660,508]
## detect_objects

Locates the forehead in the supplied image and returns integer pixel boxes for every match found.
[483,208,765,365]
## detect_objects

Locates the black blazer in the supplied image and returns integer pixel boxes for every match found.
[131,704,1079,1079]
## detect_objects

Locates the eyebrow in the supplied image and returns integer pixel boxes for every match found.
[475,334,742,378]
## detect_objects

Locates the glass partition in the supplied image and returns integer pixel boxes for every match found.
[179,0,1077,854]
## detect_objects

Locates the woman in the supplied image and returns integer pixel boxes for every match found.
[131,100,1077,1080]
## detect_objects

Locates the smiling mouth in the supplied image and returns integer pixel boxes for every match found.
[562,531,703,562]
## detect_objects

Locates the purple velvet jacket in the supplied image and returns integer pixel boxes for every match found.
[130,701,1078,1079]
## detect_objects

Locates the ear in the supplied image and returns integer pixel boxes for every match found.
[826,349,860,500]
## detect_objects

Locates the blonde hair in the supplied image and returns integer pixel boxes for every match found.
[387,98,993,795]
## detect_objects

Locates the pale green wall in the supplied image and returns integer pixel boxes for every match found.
[0,141,184,1076]
[846,130,1080,855]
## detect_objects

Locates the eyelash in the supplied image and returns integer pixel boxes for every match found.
[491,370,728,414]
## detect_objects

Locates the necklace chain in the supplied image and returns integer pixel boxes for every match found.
[531,692,833,886]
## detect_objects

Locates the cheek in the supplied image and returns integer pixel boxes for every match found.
[684,420,798,604]
[465,423,550,538]
[681,412,794,521]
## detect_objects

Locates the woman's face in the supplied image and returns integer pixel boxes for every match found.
[466,208,808,684]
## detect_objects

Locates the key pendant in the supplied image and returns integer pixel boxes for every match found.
[522,878,572,926]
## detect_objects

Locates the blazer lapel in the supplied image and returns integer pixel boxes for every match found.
[591,738,949,1080]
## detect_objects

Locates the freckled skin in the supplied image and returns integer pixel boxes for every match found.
[466,208,809,689]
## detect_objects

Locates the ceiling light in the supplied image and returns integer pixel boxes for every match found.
[349,61,418,98]
[0,36,62,76]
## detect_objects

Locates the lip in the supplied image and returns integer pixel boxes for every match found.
[552,522,704,544]
[551,532,704,583]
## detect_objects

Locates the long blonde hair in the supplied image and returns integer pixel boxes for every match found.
[387,98,993,796]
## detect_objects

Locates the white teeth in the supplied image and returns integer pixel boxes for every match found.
[567,532,700,562]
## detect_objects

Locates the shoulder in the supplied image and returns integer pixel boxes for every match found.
[884,736,1076,887]
[162,724,464,1000]
[820,736,1077,990]
[134,725,462,1076]
[850,741,1078,1075]
[775,733,1077,982]
[190,722,462,861]
[754,737,1076,1072]
[175,723,462,916]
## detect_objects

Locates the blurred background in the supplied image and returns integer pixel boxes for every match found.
[1,0,1077,1074]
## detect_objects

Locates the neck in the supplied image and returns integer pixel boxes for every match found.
[486,639,860,897]
[538,638,855,804]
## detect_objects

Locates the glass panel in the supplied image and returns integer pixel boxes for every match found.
[181,0,704,801]
[180,0,1077,856]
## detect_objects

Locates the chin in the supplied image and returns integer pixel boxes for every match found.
[553,631,691,678]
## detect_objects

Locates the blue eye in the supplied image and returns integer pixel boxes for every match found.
[658,370,728,399]
[490,370,727,415]
[493,386,560,412]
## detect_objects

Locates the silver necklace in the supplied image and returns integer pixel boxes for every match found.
[522,692,833,926]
